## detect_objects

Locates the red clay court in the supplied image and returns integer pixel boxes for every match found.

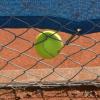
[0,28,99,85]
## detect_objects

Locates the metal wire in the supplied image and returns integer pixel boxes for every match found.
[0,1,99,88]
[0,1,100,100]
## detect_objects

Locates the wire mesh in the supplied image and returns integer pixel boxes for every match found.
[0,0,100,100]
[0,17,100,87]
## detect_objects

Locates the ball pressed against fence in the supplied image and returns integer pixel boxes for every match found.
[34,30,64,59]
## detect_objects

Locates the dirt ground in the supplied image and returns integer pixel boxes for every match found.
[0,86,100,100]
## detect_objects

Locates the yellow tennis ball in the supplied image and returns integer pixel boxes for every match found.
[34,30,64,59]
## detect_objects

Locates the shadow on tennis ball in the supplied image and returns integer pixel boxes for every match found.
[34,30,64,59]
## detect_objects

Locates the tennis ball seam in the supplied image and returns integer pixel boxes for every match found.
[41,32,60,58]
[42,41,56,58]
[43,31,62,42]
[35,30,63,59]
[42,38,63,58]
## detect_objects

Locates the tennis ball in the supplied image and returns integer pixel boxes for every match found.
[34,30,64,59]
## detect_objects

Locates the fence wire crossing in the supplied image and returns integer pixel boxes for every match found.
[0,15,100,88]
[0,0,100,87]
[0,1,100,100]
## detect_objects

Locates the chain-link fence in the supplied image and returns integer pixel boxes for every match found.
[0,0,100,100]
[0,25,100,87]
